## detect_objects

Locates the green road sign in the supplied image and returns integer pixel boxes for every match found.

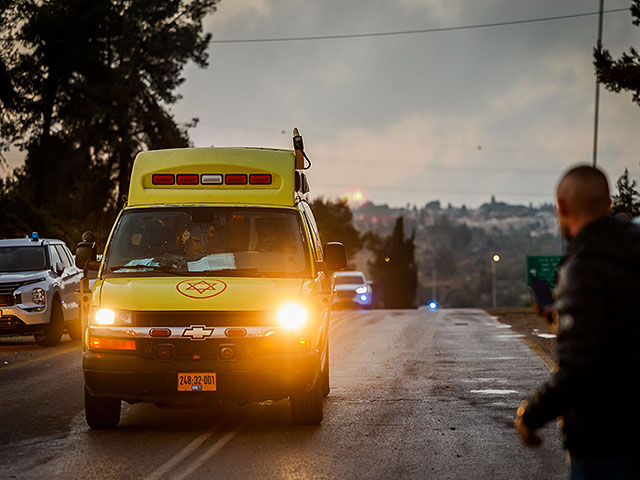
[526,255,563,288]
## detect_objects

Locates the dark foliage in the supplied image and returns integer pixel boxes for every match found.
[612,168,640,217]
[0,0,217,246]
[367,216,417,308]
[309,197,363,263]
[594,1,640,106]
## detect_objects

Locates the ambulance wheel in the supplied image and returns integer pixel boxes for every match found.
[290,378,323,425]
[84,386,121,429]
[67,318,82,341]
[321,344,330,397]
[34,300,64,347]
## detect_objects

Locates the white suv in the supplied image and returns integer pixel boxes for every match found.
[332,271,373,308]
[0,234,81,346]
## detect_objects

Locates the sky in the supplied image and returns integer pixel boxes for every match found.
[5,0,640,208]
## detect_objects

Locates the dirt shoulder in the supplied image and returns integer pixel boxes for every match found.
[484,307,557,369]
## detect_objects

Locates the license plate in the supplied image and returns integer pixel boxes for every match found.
[177,372,217,392]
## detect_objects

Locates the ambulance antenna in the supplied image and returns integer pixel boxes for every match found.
[293,128,311,170]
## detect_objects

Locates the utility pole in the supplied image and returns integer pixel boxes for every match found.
[592,0,604,167]
[431,266,437,303]
[491,254,500,308]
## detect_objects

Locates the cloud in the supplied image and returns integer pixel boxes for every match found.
[178,0,640,207]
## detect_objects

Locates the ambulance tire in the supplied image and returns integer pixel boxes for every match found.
[34,300,64,347]
[67,318,82,341]
[321,344,330,397]
[290,378,324,425]
[84,386,121,429]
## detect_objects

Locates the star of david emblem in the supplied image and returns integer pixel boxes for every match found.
[186,280,218,294]
[176,279,227,299]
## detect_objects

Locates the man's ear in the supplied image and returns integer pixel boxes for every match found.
[557,198,569,216]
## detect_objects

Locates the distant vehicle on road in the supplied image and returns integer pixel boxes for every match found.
[0,234,82,346]
[332,271,373,308]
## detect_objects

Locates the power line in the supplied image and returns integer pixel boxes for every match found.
[0,8,627,46]
[210,8,628,44]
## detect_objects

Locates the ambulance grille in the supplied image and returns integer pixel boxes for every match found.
[134,311,270,327]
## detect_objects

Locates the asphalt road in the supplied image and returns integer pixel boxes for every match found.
[0,309,568,479]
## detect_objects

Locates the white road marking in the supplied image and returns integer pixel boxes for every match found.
[145,420,226,480]
[171,418,249,480]
[470,389,518,395]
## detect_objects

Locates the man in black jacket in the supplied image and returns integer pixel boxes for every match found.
[514,165,640,479]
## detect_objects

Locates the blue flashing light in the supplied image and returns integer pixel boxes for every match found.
[428,301,438,311]
[360,295,368,302]
[31,232,39,241]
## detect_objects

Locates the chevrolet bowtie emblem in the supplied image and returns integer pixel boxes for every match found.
[182,325,214,341]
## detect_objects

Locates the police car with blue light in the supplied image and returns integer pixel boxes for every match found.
[332,271,373,308]
[0,233,82,346]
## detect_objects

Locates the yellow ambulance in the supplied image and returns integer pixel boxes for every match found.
[76,132,346,428]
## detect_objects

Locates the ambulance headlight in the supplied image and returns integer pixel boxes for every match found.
[355,286,368,294]
[92,308,132,326]
[276,303,308,331]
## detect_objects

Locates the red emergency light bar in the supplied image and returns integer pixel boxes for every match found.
[249,174,272,185]
[152,173,271,186]
[225,174,248,185]
[152,174,175,185]
[176,174,199,185]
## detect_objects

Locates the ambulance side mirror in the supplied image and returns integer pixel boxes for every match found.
[323,242,346,272]
[75,241,98,271]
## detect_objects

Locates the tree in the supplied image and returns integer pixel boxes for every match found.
[0,0,217,244]
[309,197,362,260]
[612,168,640,217]
[367,216,417,308]
[594,1,640,106]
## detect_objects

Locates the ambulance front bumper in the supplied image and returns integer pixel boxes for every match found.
[83,350,321,404]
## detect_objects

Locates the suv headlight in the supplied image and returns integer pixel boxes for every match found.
[276,303,308,331]
[91,308,133,326]
[31,288,46,305]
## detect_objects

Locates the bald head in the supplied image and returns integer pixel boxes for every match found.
[557,165,611,218]
[556,165,611,240]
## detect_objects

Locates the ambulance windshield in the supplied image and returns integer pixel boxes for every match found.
[103,207,309,277]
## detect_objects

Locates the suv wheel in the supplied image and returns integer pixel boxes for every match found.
[84,386,121,429]
[34,300,64,347]
[67,318,82,341]
[290,378,324,425]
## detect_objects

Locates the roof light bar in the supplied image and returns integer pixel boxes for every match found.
[152,174,175,185]
[225,174,248,185]
[176,174,199,185]
[201,174,223,185]
[249,174,272,185]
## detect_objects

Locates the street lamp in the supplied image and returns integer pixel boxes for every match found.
[491,254,500,307]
